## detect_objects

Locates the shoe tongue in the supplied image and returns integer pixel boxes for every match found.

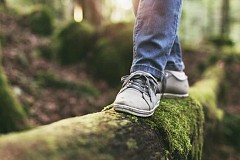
[134,71,158,83]
[132,74,157,87]
[131,75,146,84]
[126,71,159,91]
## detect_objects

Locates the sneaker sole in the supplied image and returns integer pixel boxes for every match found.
[162,93,189,98]
[114,99,160,117]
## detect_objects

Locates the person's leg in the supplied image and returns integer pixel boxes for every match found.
[114,0,184,117]
[132,0,189,98]
[132,0,185,71]
[164,35,189,98]
[165,36,185,71]
[130,0,183,80]
[132,0,140,16]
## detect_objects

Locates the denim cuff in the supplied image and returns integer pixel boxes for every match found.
[130,64,164,80]
[165,62,185,71]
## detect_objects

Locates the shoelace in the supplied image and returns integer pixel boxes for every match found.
[120,73,160,102]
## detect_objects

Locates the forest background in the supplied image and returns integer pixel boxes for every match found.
[0,0,240,159]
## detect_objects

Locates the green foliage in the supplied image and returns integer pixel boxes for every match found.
[190,65,224,122]
[25,7,54,36]
[0,34,5,46]
[0,45,28,133]
[91,22,133,87]
[197,53,222,73]
[223,52,240,64]
[36,71,99,97]
[0,31,14,46]
[222,114,240,149]
[209,36,235,47]
[56,21,95,65]
[0,12,31,132]
[37,45,55,60]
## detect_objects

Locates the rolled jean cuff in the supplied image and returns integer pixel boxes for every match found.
[130,64,164,80]
[165,62,185,71]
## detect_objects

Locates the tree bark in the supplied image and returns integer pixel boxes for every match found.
[220,0,230,38]
[0,0,5,5]
[79,0,103,26]
[0,0,6,7]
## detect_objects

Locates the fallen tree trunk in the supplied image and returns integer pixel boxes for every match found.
[0,97,203,160]
[190,63,224,122]
[191,63,240,159]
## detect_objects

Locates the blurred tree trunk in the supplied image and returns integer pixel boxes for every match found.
[76,0,103,26]
[0,44,29,134]
[220,0,230,38]
[0,0,6,6]
[206,0,215,36]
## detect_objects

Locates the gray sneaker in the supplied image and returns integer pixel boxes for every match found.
[161,70,189,98]
[113,71,161,117]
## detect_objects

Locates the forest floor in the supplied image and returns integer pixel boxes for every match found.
[1,10,240,160]
[0,11,117,125]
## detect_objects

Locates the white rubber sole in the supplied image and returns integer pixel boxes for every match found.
[162,93,189,98]
[114,100,160,117]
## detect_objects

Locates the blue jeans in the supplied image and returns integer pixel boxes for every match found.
[131,0,185,80]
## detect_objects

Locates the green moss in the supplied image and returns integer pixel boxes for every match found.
[56,21,95,65]
[107,119,129,128]
[91,22,133,87]
[126,138,138,150]
[144,97,204,160]
[0,110,129,160]
[221,114,240,148]
[37,45,55,60]
[0,45,29,133]
[130,115,138,123]
[35,71,99,97]
[25,7,54,36]
[209,36,235,47]
[190,65,224,121]
[0,34,6,46]
[0,95,204,159]
[101,104,114,111]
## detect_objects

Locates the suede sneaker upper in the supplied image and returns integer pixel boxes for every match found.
[113,71,161,117]
[161,70,189,98]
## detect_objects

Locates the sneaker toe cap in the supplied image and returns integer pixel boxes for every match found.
[114,89,151,111]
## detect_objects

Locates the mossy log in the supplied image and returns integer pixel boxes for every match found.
[190,64,224,122]
[0,44,28,133]
[0,97,203,160]
[0,62,227,160]
[189,63,240,159]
